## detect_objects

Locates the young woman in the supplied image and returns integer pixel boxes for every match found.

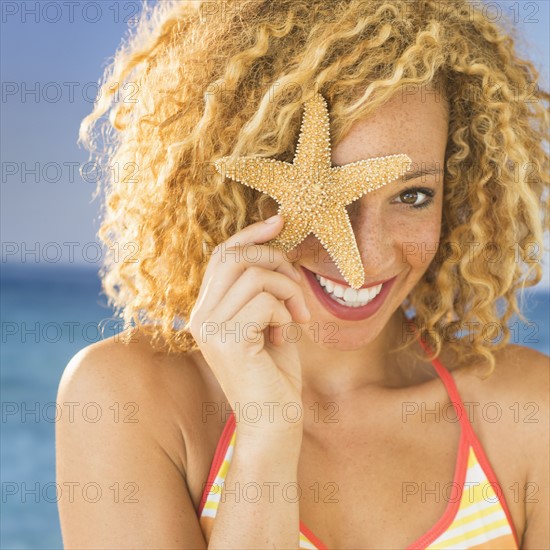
[56,1,549,548]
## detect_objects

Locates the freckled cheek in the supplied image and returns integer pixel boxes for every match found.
[393,217,442,268]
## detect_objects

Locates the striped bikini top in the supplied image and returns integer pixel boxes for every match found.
[197,341,521,549]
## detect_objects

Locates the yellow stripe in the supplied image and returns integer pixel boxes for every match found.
[428,517,512,548]
[200,438,515,550]
[452,501,503,529]
[427,447,514,549]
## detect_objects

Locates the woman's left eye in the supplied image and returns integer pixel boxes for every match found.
[392,187,435,209]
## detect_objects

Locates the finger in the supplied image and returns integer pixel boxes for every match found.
[209,266,310,325]
[224,214,284,249]
[230,291,295,350]
[196,243,301,318]
[201,215,293,288]
[193,244,300,323]
[266,324,283,347]
[194,291,292,360]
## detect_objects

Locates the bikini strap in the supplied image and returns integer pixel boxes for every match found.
[197,409,236,516]
[410,322,522,549]
[408,321,474,436]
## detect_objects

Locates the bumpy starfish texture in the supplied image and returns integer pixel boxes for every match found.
[213,92,412,289]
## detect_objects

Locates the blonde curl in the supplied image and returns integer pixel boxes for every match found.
[80,0,549,376]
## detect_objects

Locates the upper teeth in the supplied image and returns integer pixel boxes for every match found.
[314,274,383,308]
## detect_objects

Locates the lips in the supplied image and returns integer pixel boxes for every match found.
[300,266,398,321]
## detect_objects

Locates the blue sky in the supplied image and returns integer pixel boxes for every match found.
[1,0,549,287]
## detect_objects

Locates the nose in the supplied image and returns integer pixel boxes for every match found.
[347,201,396,275]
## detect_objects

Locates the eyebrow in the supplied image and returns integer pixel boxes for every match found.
[401,166,443,183]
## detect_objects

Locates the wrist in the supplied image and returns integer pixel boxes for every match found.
[235,424,303,456]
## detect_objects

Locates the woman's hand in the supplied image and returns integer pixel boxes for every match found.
[187,214,310,438]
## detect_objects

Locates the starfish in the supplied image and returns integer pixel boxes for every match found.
[213,92,412,289]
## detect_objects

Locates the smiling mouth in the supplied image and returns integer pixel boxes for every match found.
[314,273,383,308]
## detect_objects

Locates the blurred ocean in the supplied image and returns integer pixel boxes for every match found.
[1,264,548,549]
[1,265,115,550]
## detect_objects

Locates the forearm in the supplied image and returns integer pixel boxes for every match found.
[208,431,303,549]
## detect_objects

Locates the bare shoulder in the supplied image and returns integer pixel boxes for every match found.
[57,327,222,473]
[456,343,549,409]
[454,343,549,445]
[56,328,223,548]
[454,344,549,548]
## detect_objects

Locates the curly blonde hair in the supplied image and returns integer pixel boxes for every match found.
[80,0,549,376]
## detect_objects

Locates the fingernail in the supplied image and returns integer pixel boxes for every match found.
[264,214,281,224]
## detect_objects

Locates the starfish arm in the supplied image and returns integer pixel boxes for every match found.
[267,206,312,252]
[330,154,413,206]
[312,207,365,289]
[293,93,332,173]
[213,156,295,202]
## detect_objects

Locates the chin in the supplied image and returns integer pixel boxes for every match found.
[300,313,390,351]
